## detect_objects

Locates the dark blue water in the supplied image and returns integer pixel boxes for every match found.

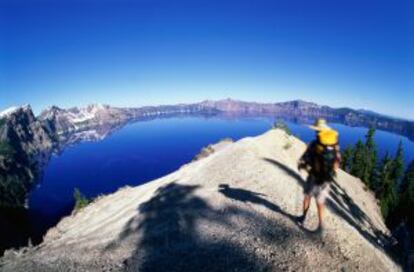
[28,116,414,236]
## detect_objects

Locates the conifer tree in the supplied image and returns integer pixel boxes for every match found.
[364,128,377,189]
[351,140,366,182]
[400,161,414,194]
[405,164,414,229]
[73,188,89,212]
[377,153,399,220]
[391,141,405,187]
[341,146,354,172]
[398,161,414,228]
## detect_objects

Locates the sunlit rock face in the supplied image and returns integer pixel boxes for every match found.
[0,105,55,207]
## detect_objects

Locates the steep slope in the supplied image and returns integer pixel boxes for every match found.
[0,105,55,207]
[1,129,400,271]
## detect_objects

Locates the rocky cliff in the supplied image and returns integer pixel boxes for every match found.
[0,129,401,271]
[0,105,55,207]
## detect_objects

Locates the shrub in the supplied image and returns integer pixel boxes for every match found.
[73,188,90,212]
[273,120,292,135]
[283,142,292,150]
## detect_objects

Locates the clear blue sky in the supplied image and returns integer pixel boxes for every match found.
[0,0,412,118]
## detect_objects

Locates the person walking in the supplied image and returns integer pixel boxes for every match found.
[297,118,341,233]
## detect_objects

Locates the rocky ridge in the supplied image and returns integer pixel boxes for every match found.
[0,129,401,271]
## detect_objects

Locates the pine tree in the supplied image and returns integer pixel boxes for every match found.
[351,140,365,182]
[400,161,414,194]
[364,128,377,189]
[341,146,354,172]
[377,153,399,220]
[343,129,378,189]
[73,188,89,212]
[398,161,414,228]
[391,141,405,188]
[365,128,377,159]
[405,166,414,229]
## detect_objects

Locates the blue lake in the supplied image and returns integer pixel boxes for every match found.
[27,116,414,240]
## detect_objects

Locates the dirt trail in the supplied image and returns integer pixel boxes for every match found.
[1,129,401,271]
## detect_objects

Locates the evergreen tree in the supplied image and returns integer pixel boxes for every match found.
[73,188,89,212]
[273,120,292,135]
[405,164,414,229]
[364,128,377,189]
[398,161,414,228]
[376,153,399,220]
[400,161,414,194]
[391,141,405,188]
[341,145,354,172]
[351,140,365,182]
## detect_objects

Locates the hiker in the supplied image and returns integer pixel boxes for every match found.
[297,118,341,232]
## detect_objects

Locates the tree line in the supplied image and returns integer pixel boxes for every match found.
[341,128,414,233]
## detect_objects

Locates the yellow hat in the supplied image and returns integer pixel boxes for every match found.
[309,118,331,131]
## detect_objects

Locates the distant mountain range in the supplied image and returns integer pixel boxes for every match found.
[0,98,413,208]
[35,98,414,140]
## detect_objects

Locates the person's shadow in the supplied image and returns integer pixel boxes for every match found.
[218,184,314,233]
[261,157,396,257]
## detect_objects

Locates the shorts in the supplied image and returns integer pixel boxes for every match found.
[304,175,330,204]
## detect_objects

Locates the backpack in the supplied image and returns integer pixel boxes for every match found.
[312,130,339,183]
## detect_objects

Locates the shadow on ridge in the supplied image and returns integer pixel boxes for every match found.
[261,157,395,258]
[109,182,266,271]
[106,181,342,271]
[218,184,301,226]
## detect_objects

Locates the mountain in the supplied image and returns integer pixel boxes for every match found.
[38,103,219,137]
[36,99,414,141]
[39,104,131,136]
[198,98,329,115]
[0,129,400,271]
[198,99,414,139]
[0,105,55,207]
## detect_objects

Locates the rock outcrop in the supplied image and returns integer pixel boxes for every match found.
[0,105,55,207]
[1,129,401,271]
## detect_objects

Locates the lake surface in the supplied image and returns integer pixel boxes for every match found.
[8,116,414,249]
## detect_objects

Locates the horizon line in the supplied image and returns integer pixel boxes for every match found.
[1,97,412,123]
